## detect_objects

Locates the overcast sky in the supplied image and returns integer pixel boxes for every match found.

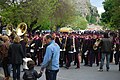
[90,0,105,14]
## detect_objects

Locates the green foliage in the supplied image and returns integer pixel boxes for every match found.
[86,6,99,25]
[90,16,97,24]
[86,15,97,24]
[70,16,87,30]
[101,0,120,29]
[86,15,90,22]
[0,0,59,31]
[53,0,75,28]
[0,0,88,31]
[1,4,23,26]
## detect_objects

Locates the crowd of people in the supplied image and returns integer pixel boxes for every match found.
[0,30,120,80]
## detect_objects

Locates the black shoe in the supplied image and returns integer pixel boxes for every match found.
[74,63,76,66]
[59,65,63,67]
[37,64,41,66]
[115,62,118,65]
[96,64,99,67]
[106,69,109,71]
[98,69,103,72]
[75,67,80,69]
[89,65,92,67]
[65,66,69,69]
[84,64,88,66]
[106,67,109,71]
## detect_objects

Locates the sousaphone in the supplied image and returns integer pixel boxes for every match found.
[6,24,13,36]
[16,22,27,36]
[6,22,27,36]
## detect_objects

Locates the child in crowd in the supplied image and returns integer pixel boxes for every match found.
[23,53,33,71]
[23,60,42,80]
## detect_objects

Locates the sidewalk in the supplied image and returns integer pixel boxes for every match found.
[0,64,120,80]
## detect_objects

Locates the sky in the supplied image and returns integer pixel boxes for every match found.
[90,0,105,14]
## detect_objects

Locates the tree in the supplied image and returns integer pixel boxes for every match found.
[0,0,88,32]
[70,15,87,30]
[52,0,75,30]
[111,0,120,28]
[86,6,99,24]
[101,0,120,29]
[0,0,59,32]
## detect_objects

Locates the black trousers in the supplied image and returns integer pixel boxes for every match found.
[12,64,21,80]
[82,50,88,65]
[59,51,65,67]
[114,51,119,65]
[37,49,43,66]
[2,58,10,77]
[74,52,80,68]
[45,69,59,80]
[94,50,99,66]
[66,53,74,67]
[119,61,120,71]
[110,51,113,63]
[119,51,120,71]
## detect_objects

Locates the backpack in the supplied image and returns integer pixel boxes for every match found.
[24,70,36,80]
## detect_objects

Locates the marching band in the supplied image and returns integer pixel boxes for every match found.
[0,29,120,68]
[0,27,120,80]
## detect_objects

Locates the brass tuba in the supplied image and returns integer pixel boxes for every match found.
[16,22,27,36]
[6,24,14,36]
[6,22,27,36]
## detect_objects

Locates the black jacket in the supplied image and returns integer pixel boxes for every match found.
[8,43,25,64]
[66,37,73,52]
[23,69,42,80]
[100,38,112,53]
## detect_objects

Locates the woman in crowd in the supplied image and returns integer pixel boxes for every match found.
[0,35,10,80]
[8,36,25,80]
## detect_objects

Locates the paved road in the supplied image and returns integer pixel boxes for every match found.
[0,63,120,80]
